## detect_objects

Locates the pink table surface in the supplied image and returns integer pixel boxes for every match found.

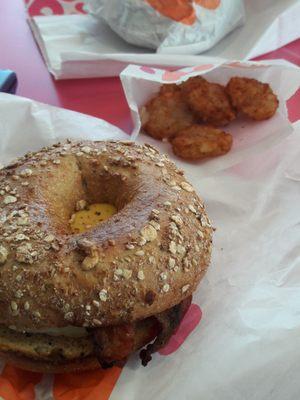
[0,0,299,136]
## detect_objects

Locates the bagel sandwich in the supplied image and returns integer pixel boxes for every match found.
[0,140,213,372]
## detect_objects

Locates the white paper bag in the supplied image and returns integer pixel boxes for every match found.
[121,59,300,177]
[28,0,300,79]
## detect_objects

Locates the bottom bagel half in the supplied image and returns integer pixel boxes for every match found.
[0,297,191,373]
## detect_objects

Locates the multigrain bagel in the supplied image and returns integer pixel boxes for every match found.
[0,140,213,371]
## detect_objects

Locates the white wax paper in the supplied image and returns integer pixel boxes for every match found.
[111,121,300,400]
[121,60,300,177]
[0,93,127,164]
[0,92,300,399]
[28,0,300,79]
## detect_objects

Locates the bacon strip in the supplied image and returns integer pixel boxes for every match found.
[92,296,192,368]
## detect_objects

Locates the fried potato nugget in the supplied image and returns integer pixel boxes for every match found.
[142,84,196,140]
[226,77,279,121]
[171,125,233,161]
[180,77,236,126]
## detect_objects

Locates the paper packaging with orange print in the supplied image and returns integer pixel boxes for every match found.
[0,61,300,398]
[86,0,245,54]
[0,62,300,398]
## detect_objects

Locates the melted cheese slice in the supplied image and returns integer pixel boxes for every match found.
[70,203,117,234]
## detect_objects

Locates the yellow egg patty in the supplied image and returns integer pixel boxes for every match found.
[70,204,117,234]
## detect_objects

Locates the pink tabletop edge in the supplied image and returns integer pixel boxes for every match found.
[0,0,299,135]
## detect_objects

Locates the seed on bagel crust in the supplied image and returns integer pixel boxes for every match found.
[159,272,167,281]
[15,234,29,242]
[177,244,186,256]
[151,209,160,217]
[149,220,160,231]
[77,239,96,254]
[137,270,145,280]
[51,242,60,251]
[82,254,99,271]
[44,234,55,243]
[169,241,177,255]
[64,312,74,321]
[20,168,33,177]
[182,284,190,293]
[81,146,92,154]
[75,199,87,211]
[139,237,147,246]
[99,289,108,302]
[93,318,102,326]
[168,257,176,269]
[0,245,8,264]
[171,215,183,226]
[16,216,29,226]
[162,283,170,293]
[3,195,17,205]
[180,182,194,192]
[10,301,18,311]
[140,225,157,242]
[92,300,100,308]
[123,269,132,279]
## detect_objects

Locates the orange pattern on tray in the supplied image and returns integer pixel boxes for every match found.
[0,365,42,400]
[53,367,122,400]
[146,0,196,25]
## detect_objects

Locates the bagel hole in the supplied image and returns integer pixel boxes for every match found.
[69,169,133,234]
[40,156,134,235]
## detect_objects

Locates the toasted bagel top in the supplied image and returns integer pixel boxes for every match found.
[0,141,212,330]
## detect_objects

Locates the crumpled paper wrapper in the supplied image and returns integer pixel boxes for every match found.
[121,59,300,177]
[28,0,300,79]
[86,0,245,53]
[0,85,300,399]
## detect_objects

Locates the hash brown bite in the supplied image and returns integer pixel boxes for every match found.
[142,85,196,140]
[180,76,236,126]
[226,77,279,120]
[171,125,233,161]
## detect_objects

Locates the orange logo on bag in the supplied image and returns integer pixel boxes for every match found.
[0,364,42,399]
[146,0,221,25]
[194,0,220,9]
[146,0,196,25]
[53,367,122,400]
[0,364,121,400]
